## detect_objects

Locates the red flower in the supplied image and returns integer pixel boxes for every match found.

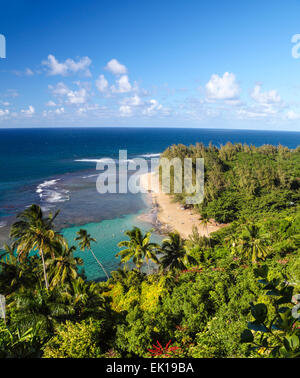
[148,340,181,357]
[278,259,288,265]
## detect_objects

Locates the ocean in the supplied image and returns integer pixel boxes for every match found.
[0,127,299,280]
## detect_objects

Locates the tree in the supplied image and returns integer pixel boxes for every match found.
[10,205,66,290]
[0,244,41,294]
[47,243,83,288]
[75,229,109,280]
[116,227,159,273]
[199,212,212,246]
[0,321,43,358]
[62,277,106,320]
[159,232,197,272]
[10,287,74,335]
[43,319,105,358]
[238,224,270,264]
[224,231,240,256]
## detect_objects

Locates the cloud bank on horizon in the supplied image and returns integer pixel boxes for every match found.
[1,0,300,131]
[0,55,296,129]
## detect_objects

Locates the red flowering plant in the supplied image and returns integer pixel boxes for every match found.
[181,267,203,275]
[148,340,181,358]
[277,259,289,265]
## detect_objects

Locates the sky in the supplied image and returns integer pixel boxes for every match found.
[1,0,300,130]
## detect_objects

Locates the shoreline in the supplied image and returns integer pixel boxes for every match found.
[139,171,227,239]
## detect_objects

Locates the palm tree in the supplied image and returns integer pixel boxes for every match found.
[10,205,66,290]
[224,232,240,256]
[187,225,210,248]
[200,213,210,238]
[47,243,83,288]
[238,224,270,264]
[75,229,109,279]
[116,227,159,273]
[63,277,105,319]
[10,287,74,334]
[110,266,130,284]
[159,232,197,272]
[0,243,42,293]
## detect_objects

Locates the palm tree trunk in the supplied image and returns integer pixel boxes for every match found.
[205,223,212,247]
[89,248,109,279]
[40,248,49,290]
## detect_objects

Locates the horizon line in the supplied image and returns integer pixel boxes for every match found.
[0,126,300,133]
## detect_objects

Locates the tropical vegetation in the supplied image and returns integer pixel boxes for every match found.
[0,142,299,358]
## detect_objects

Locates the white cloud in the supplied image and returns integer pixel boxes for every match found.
[118,96,164,117]
[76,104,100,115]
[111,75,132,93]
[237,108,268,119]
[105,59,127,75]
[42,54,92,76]
[67,88,88,105]
[119,105,132,116]
[43,107,65,117]
[46,100,57,107]
[54,107,65,114]
[121,94,142,106]
[21,105,35,116]
[0,109,9,117]
[236,84,286,119]
[206,72,240,101]
[49,82,89,105]
[12,68,34,77]
[142,99,163,116]
[129,94,142,106]
[50,82,69,96]
[251,84,282,105]
[25,68,34,76]
[286,110,300,120]
[1,89,19,98]
[118,95,142,116]
[96,74,109,93]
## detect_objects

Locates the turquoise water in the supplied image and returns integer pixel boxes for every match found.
[62,210,163,281]
[1,127,299,280]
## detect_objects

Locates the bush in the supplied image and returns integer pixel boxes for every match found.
[43,319,105,358]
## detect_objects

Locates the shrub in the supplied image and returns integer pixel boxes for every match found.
[43,319,105,358]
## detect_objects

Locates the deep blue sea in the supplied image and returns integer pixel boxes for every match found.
[0,127,299,280]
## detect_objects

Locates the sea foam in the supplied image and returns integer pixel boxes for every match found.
[36,179,70,204]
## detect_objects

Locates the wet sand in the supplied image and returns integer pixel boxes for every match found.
[139,171,227,239]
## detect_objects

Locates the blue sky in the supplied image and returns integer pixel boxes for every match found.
[1,0,300,130]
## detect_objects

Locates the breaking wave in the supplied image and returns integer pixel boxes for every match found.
[36,179,70,204]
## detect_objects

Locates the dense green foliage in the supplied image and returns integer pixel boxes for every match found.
[240,269,300,357]
[0,143,299,358]
[161,142,300,223]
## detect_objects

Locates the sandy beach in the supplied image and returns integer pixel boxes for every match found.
[139,171,226,239]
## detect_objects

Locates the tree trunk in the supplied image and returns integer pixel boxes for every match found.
[89,248,109,279]
[206,225,211,247]
[40,248,49,290]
